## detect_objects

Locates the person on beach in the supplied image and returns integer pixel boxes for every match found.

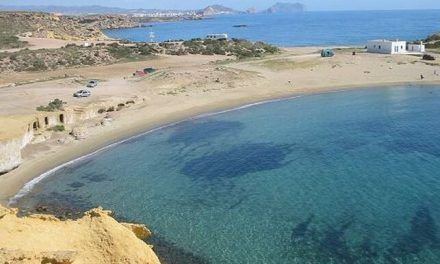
[421,74,425,80]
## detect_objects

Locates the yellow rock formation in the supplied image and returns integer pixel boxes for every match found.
[0,205,161,264]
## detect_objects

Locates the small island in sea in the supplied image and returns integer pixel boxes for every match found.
[0,2,440,264]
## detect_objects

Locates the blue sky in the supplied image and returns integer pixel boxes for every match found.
[1,0,440,11]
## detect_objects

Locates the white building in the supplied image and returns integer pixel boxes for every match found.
[407,42,426,53]
[367,40,407,54]
[367,39,426,54]
[206,34,228,40]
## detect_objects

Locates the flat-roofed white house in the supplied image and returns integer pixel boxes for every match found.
[367,40,407,54]
[407,41,426,53]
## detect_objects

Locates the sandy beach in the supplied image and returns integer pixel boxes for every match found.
[1,46,440,205]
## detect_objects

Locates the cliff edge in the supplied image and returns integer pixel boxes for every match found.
[0,205,161,264]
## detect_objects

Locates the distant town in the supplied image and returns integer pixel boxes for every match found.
[0,2,306,17]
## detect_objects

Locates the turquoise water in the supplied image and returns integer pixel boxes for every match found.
[104,10,440,46]
[15,86,440,263]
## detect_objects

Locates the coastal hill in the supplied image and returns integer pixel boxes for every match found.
[0,4,239,17]
[0,205,160,263]
[0,3,308,16]
[264,2,305,13]
[0,12,137,42]
[425,32,440,48]
[0,5,130,15]
[198,5,239,16]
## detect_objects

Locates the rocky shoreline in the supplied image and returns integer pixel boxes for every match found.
[14,197,211,264]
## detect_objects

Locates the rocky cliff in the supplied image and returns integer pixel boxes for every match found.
[0,133,31,174]
[0,116,34,174]
[0,205,161,264]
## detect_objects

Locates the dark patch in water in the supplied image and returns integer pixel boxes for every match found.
[319,216,355,263]
[17,191,94,220]
[168,120,244,145]
[150,235,211,264]
[181,143,291,180]
[228,196,247,210]
[68,182,85,189]
[287,206,440,263]
[387,206,438,260]
[382,138,440,157]
[81,173,112,183]
[332,137,368,152]
[291,215,314,243]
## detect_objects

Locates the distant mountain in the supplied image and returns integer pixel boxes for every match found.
[0,3,305,16]
[0,5,199,16]
[0,5,131,15]
[264,2,305,13]
[246,7,258,14]
[198,5,239,16]
[0,4,239,16]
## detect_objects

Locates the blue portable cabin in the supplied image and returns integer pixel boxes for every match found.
[321,49,334,57]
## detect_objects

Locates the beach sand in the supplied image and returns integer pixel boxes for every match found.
[1,47,440,205]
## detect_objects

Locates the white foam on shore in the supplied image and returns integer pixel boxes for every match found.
[8,95,302,206]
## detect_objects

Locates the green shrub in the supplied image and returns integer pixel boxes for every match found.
[30,59,48,71]
[37,99,66,112]
[98,108,106,114]
[138,45,153,55]
[426,33,440,42]
[48,125,65,132]
[426,42,440,49]
[106,44,134,59]
[107,106,115,112]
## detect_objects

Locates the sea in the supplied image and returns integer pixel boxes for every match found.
[104,10,440,47]
[13,85,440,264]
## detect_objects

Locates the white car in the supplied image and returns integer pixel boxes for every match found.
[87,80,98,88]
[73,90,91,98]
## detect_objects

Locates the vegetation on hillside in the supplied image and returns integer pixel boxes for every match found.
[423,33,440,49]
[36,99,66,112]
[0,12,31,49]
[0,11,279,72]
[0,11,140,49]
[181,38,279,58]
[0,39,278,73]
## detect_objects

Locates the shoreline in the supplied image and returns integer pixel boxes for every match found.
[3,80,440,206]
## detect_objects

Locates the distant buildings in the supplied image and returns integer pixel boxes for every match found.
[206,34,228,40]
[131,11,199,18]
[367,40,425,54]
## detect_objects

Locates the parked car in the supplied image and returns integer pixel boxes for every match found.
[73,90,91,98]
[423,54,436,61]
[86,80,98,88]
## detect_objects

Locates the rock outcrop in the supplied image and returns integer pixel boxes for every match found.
[0,116,33,174]
[0,205,161,264]
[71,126,88,140]
[198,5,238,16]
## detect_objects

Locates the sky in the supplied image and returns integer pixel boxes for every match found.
[1,0,440,11]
